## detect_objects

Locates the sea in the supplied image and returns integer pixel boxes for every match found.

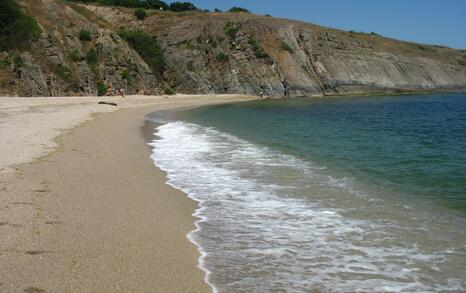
[147,93,466,292]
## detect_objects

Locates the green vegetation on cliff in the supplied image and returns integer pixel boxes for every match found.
[118,29,165,78]
[134,8,146,20]
[66,0,199,12]
[224,21,239,40]
[248,38,269,59]
[0,0,41,51]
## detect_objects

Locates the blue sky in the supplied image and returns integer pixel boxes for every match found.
[167,0,466,49]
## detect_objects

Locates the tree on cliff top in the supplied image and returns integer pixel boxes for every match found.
[228,7,250,13]
[0,0,41,51]
[66,0,199,12]
[169,2,198,12]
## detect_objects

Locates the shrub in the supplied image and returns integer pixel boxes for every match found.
[86,47,98,65]
[121,62,138,84]
[228,7,249,13]
[55,64,73,82]
[135,8,146,20]
[118,29,165,78]
[248,37,268,59]
[186,60,194,71]
[96,81,107,96]
[215,52,229,62]
[417,44,434,52]
[281,41,294,53]
[163,87,175,95]
[13,56,24,68]
[0,57,11,69]
[224,21,238,40]
[186,39,196,50]
[127,62,138,72]
[0,0,41,51]
[121,68,130,81]
[169,2,198,12]
[208,36,217,48]
[78,29,92,42]
[67,49,82,62]
[458,58,466,67]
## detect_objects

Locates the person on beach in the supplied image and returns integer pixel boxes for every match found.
[106,86,113,96]
[282,78,289,98]
[116,88,125,97]
[259,83,266,99]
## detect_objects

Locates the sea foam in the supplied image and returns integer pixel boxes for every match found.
[149,121,465,292]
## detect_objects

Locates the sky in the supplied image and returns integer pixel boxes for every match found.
[166,0,466,49]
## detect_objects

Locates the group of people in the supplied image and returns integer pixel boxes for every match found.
[258,79,289,99]
[106,86,125,97]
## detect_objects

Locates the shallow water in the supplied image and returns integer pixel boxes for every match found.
[148,93,466,292]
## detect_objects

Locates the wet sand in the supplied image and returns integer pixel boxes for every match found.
[0,95,254,292]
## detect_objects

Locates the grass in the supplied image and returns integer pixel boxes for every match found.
[301,65,312,75]
[163,87,175,95]
[67,3,108,28]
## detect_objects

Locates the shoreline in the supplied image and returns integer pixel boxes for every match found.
[0,95,255,292]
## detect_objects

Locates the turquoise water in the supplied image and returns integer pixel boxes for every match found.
[149,93,466,292]
[181,93,466,211]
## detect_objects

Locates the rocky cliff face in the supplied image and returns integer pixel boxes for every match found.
[1,0,465,97]
[0,0,159,97]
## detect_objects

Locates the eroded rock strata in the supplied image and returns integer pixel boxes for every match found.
[1,0,465,97]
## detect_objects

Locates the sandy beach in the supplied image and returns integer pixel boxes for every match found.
[0,94,254,292]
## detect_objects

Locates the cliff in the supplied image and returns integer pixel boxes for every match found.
[1,0,465,97]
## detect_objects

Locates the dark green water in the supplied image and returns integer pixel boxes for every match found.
[181,93,466,211]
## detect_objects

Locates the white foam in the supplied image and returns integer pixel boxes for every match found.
[149,121,466,292]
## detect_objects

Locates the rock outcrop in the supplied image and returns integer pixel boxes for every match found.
[1,0,465,97]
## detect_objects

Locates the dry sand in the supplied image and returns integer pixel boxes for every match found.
[0,94,255,292]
